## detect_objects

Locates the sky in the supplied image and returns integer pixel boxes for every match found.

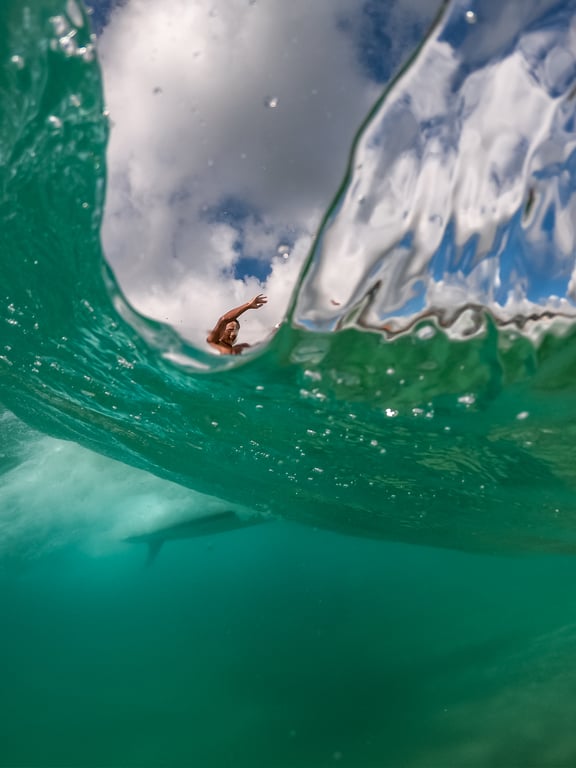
[86,0,443,346]
[86,0,576,346]
[292,0,576,335]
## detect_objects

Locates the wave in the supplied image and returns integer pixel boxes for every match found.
[2,0,576,554]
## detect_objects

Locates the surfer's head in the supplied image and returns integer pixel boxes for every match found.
[221,320,240,345]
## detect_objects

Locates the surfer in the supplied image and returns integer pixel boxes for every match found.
[207,294,267,354]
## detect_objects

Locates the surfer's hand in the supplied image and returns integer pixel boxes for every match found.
[248,294,267,309]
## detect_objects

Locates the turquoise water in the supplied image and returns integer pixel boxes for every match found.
[5,429,576,767]
[5,453,576,766]
[4,0,576,765]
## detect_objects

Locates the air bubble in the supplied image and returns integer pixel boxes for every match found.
[50,15,70,37]
[278,244,291,258]
[458,393,476,406]
[78,44,95,62]
[66,0,84,28]
[416,325,436,340]
[10,54,24,69]
[60,32,78,57]
[465,10,477,23]
[265,96,279,109]
[47,115,62,130]
[516,411,529,420]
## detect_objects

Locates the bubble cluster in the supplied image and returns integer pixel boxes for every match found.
[49,14,95,61]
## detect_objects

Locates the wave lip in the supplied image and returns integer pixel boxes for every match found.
[294,0,576,341]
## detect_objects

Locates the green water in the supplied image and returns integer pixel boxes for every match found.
[5,502,576,767]
[3,0,576,765]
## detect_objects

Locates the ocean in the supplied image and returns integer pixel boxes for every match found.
[3,0,576,765]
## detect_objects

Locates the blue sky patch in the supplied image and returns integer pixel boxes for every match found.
[85,0,125,35]
[202,197,274,282]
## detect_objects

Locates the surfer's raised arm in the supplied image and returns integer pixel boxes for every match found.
[206,294,267,355]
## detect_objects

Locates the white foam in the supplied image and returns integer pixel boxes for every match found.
[0,425,249,563]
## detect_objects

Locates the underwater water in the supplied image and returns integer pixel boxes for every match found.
[4,0,576,765]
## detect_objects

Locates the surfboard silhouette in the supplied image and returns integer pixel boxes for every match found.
[123,509,262,566]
